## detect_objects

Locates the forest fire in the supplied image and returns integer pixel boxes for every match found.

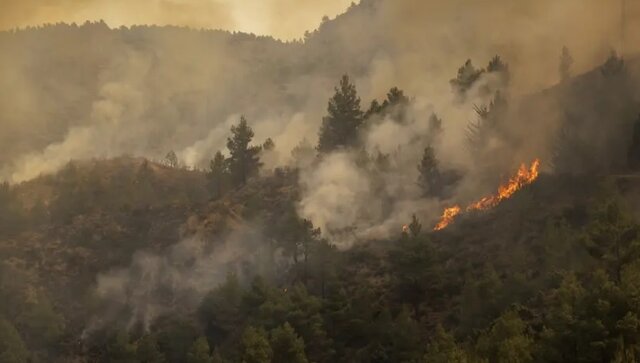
[433,159,541,231]
[433,206,462,231]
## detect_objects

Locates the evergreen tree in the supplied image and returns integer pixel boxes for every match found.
[187,337,214,363]
[424,325,467,363]
[585,201,638,283]
[364,99,384,120]
[262,138,275,152]
[309,239,336,299]
[165,150,178,168]
[317,75,363,153]
[559,46,574,81]
[466,91,508,155]
[389,236,442,318]
[487,55,509,74]
[208,151,228,198]
[487,55,510,87]
[239,326,273,363]
[428,113,443,144]
[417,145,441,197]
[269,323,308,363]
[199,273,242,343]
[274,213,322,283]
[601,50,625,77]
[408,214,422,238]
[475,310,533,363]
[450,59,484,98]
[226,116,262,186]
[364,87,412,123]
[385,87,409,107]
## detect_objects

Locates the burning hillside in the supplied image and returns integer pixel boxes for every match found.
[434,159,541,231]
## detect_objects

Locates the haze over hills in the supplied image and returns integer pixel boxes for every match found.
[2,0,640,362]
[1,0,638,183]
[0,0,357,40]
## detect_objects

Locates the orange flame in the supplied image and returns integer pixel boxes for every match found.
[433,159,541,231]
[434,205,462,231]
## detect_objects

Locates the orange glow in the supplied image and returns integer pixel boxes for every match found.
[433,205,462,231]
[433,159,541,231]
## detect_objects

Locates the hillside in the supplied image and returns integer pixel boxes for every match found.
[3,1,640,361]
[3,146,640,362]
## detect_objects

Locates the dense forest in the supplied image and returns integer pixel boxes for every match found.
[2,0,640,362]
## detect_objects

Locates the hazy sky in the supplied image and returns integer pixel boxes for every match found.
[0,0,354,40]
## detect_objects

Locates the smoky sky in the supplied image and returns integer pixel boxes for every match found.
[0,0,354,40]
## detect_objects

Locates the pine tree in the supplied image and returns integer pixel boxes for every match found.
[586,201,638,283]
[165,150,178,168]
[601,50,625,77]
[428,113,443,144]
[269,323,308,363]
[418,145,441,197]
[239,326,272,363]
[487,55,510,87]
[208,151,228,198]
[364,99,384,120]
[317,75,363,153]
[408,214,422,238]
[559,46,574,81]
[450,59,484,98]
[424,325,467,363]
[226,116,262,186]
[186,337,214,363]
[475,310,533,363]
[364,87,411,122]
[198,273,242,343]
[487,55,508,74]
[385,87,409,107]
[466,91,508,156]
[389,236,441,318]
[262,138,275,152]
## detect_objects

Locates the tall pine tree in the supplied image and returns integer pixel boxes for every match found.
[450,59,484,99]
[208,151,228,198]
[226,116,262,186]
[317,75,363,153]
[418,145,441,197]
